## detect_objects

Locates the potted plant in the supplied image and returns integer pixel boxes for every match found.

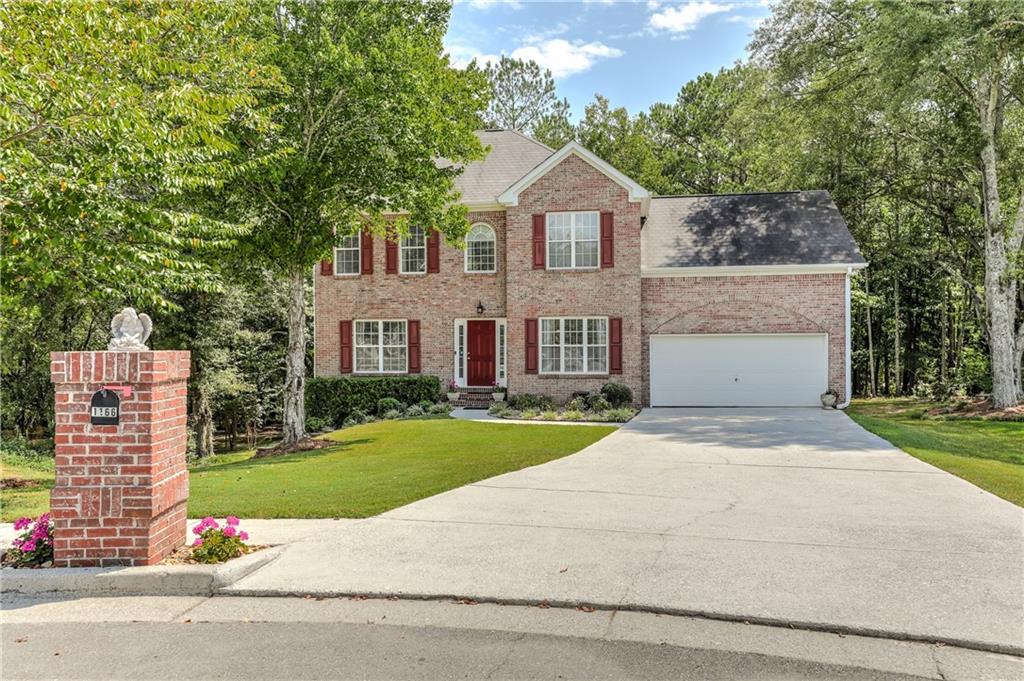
[446,379,460,402]
[820,389,838,409]
[491,381,506,402]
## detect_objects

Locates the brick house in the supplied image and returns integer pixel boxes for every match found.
[314,130,867,407]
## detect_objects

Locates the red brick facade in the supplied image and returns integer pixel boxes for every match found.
[49,351,190,567]
[313,152,850,407]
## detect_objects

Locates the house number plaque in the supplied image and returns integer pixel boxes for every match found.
[89,389,120,426]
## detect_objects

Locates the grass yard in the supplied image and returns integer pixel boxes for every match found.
[0,453,55,522]
[1,418,614,521]
[848,398,1024,507]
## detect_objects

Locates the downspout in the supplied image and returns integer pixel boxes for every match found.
[838,266,853,409]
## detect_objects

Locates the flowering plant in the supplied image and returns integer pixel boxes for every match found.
[190,516,251,564]
[6,513,54,567]
[446,379,459,392]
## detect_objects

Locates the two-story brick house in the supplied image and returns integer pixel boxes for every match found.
[314,129,866,407]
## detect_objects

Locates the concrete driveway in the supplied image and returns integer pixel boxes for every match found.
[228,409,1024,654]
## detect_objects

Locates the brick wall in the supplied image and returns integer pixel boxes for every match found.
[314,211,507,386]
[640,273,847,405]
[505,154,643,404]
[49,351,190,567]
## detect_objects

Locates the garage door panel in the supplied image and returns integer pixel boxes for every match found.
[650,334,827,407]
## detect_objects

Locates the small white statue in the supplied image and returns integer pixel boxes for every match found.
[109,307,153,351]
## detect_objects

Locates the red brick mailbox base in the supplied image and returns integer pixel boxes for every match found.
[50,351,190,567]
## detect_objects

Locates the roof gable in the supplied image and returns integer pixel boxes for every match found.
[443,130,554,207]
[497,141,650,207]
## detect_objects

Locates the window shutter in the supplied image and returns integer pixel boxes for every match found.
[339,320,353,374]
[320,259,333,276]
[609,317,622,374]
[532,214,545,269]
[525,318,538,374]
[427,230,440,273]
[360,232,374,275]
[407,320,421,373]
[600,212,614,268]
[385,238,398,274]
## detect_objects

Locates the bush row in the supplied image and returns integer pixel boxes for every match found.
[505,382,633,411]
[306,376,441,427]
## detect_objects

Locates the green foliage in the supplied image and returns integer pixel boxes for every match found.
[305,376,441,426]
[382,409,402,421]
[507,393,554,411]
[305,416,332,433]
[191,530,247,564]
[565,397,588,412]
[405,404,425,417]
[428,402,453,415]
[376,397,405,416]
[482,56,566,137]
[417,400,435,412]
[585,395,611,413]
[600,382,634,408]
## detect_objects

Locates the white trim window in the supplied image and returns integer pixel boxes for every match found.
[400,226,426,274]
[334,234,360,275]
[547,211,599,269]
[465,223,496,273]
[354,320,407,373]
[540,317,608,374]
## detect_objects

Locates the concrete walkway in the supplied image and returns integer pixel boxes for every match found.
[225,408,1024,655]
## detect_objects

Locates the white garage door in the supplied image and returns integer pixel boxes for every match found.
[650,334,828,407]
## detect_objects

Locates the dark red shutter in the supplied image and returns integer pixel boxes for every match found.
[360,232,373,275]
[427,230,440,273]
[407,320,421,373]
[339,320,352,373]
[525,318,538,374]
[609,317,622,374]
[320,259,333,275]
[600,211,614,268]
[532,214,545,269]
[385,238,398,274]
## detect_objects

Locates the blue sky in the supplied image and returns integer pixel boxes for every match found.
[445,1,771,121]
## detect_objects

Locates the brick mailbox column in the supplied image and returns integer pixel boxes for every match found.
[50,351,191,567]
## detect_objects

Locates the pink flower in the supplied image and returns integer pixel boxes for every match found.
[226,516,239,526]
[192,539,203,547]
[222,526,237,537]
[37,513,51,525]
[192,525,204,536]
[20,539,36,553]
[13,517,31,531]
[238,531,249,542]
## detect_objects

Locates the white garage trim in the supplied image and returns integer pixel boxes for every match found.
[649,333,829,407]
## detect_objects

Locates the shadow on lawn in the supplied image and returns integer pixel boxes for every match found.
[191,438,375,473]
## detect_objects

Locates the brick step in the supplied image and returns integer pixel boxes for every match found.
[450,390,501,410]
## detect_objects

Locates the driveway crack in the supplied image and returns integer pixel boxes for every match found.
[483,631,526,680]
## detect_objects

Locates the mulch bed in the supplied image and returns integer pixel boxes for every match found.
[926,398,1024,421]
[252,438,335,459]
[0,478,40,490]
[160,544,268,566]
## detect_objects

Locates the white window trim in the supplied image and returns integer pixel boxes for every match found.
[539,316,609,375]
[546,211,600,271]
[333,234,361,276]
[353,319,408,374]
[399,226,427,275]
[452,318,507,388]
[464,223,497,274]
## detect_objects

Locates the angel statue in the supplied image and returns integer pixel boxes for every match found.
[108,307,153,351]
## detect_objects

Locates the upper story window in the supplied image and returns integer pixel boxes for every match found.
[540,317,608,374]
[465,223,496,273]
[334,234,360,275]
[400,226,426,274]
[354,320,407,373]
[547,211,599,270]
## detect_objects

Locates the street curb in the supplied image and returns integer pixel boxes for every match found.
[215,588,1024,659]
[0,546,285,597]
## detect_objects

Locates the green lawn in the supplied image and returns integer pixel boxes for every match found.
[2,419,614,521]
[848,398,1024,507]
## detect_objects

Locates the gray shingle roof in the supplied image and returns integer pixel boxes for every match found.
[642,191,866,269]
[445,129,554,205]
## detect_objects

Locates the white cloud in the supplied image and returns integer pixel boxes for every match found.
[646,0,662,9]
[523,22,570,43]
[648,1,730,34]
[510,39,624,78]
[464,0,522,10]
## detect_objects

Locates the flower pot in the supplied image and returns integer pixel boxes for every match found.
[820,392,837,409]
[446,392,460,402]
[491,393,505,402]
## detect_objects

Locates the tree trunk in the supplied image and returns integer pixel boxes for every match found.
[977,70,1021,408]
[865,270,877,397]
[893,275,901,396]
[189,356,215,458]
[939,284,948,386]
[281,268,307,445]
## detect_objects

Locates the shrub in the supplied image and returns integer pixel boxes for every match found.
[305,376,441,426]
[349,408,368,424]
[418,399,434,412]
[382,409,402,420]
[405,404,425,417]
[507,393,554,411]
[602,407,636,422]
[376,397,405,415]
[191,516,250,564]
[585,394,611,412]
[519,408,538,419]
[4,513,53,567]
[429,402,452,415]
[565,397,587,412]
[559,410,584,421]
[600,382,633,408]
[539,410,558,421]
[342,417,358,428]
[305,416,332,433]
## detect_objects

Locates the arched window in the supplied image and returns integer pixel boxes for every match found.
[465,223,496,273]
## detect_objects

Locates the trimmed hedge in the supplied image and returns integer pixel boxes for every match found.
[306,376,441,427]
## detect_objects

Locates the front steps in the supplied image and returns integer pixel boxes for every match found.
[450,387,499,410]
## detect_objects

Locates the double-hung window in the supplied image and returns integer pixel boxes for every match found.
[465,224,496,273]
[539,317,608,374]
[354,320,407,373]
[334,234,360,275]
[400,226,426,274]
[546,212,599,269]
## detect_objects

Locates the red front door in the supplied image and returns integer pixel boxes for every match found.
[467,320,496,386]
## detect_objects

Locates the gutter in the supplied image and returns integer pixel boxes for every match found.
[838,266,854,409]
